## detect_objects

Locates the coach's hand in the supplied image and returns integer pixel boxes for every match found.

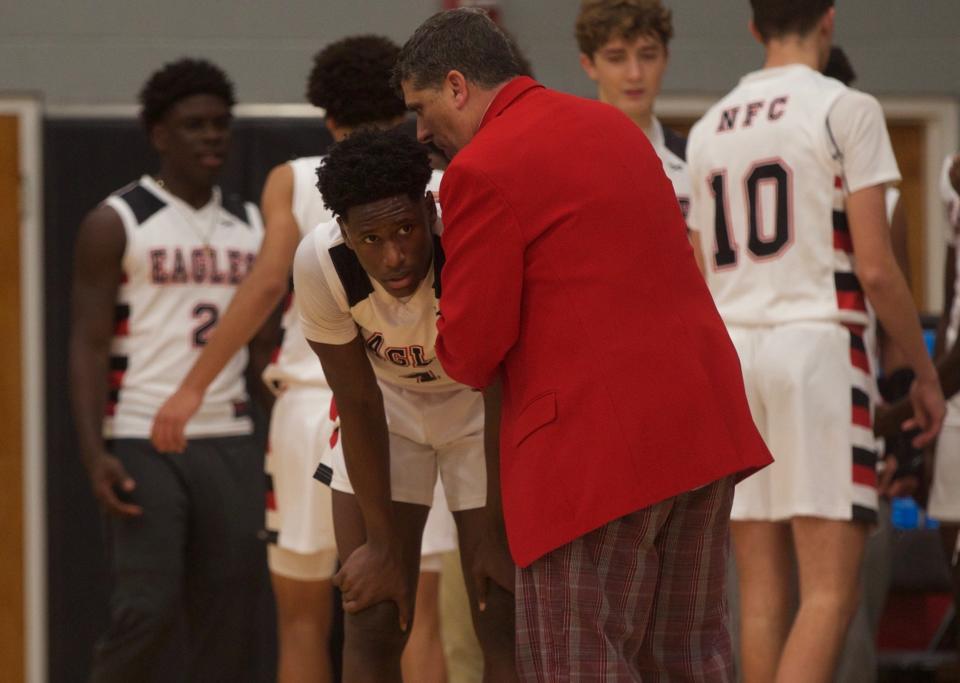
[87,452,142,518]
[903,375,945,448]
[150,386,203,453]
[334,541,412,631]
[473,520,515,612]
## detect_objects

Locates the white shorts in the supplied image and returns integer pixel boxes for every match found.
[265,386,337,580]
[268,545,338,582]
[930,419,960,522]
[729,322,879,523]
[326,382,486,511]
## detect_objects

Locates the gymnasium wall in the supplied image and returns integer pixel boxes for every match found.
[2,0,959,107]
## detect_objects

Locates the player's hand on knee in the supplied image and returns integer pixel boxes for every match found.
[333,541,412,631]
[473,522,515,612]
[150,386,202,453]
[904,375,945,448]
[87,453,142,518]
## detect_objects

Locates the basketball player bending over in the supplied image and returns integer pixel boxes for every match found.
[292,127,516,683]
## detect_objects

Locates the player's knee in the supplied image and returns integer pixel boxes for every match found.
[345,601,410,660]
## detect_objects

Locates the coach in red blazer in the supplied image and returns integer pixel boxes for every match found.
[398,10,772,680]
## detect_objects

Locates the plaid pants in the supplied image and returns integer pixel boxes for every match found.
[516,476,735,682]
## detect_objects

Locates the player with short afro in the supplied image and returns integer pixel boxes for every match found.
[318,127,432,220]
[150,35,449,683]
[306,35,407,129]
[138,57,235,132]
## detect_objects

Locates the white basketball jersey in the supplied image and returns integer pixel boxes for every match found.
[262,156,333,389]
[103,176,263,438]
[648,117,691,220]
[295,172,459,393]
[688,65,889,328]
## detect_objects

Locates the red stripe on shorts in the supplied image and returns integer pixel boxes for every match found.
[852,405,872,429]
[853,464,877,488]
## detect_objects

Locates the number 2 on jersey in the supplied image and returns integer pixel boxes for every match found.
[191,303,219,347]
[709,160,793,269]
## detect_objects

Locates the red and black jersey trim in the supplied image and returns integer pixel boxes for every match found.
[105,355,128,416]
[314,462,334,486]
[833,210,852,253]
[264,472,277,511]
[835,272,867,313]
[851,387,871,429]
[846,324,870,374]
[232,400,251,419]
[118,184,166,225]
[113,303,130,337]
[852,446,877,488]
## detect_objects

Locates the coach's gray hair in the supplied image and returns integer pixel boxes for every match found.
[393,8,523,92]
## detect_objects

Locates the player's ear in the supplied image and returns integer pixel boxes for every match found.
[424,191,438,225]
[748,19,764,46]
[579,53,598,81]
[149,122,168,153]
[337,218,354,250]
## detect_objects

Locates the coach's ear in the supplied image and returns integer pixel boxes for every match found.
[338,218,354,251]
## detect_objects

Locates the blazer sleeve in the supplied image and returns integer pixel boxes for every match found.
[435,163,524,390]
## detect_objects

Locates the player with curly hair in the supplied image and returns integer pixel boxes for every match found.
[149,36,458,683]
[293,126,517,683]
[70,58,271,681]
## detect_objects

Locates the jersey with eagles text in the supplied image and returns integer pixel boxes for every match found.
[103,175,263,438]
[687,64,900,328]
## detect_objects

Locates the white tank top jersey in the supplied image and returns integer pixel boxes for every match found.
[103,175,263,439]
[687,64,901,328]
[292,172,460,393]
[261,156,333,390]
[648,117,691,220]
[939,155,960,424]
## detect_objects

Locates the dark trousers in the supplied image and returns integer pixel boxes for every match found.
[90,436,268,683]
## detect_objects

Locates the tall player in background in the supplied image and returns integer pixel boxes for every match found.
[575,0,690,221]
[686,2,944,682]
[70,59,269,681]
[150,36,454,682]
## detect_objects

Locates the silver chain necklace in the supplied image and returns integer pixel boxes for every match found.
[154,177,221,253]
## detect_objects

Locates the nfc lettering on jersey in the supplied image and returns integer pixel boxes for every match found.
[149,247,256,285]
[717,96,789,133]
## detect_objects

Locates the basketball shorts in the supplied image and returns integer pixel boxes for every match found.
[325,382,486,512]
[929,418,960,522]
[728,321,879,523]
[265,385,338,581]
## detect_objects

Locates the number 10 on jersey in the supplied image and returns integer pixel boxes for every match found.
[709,160,793,270]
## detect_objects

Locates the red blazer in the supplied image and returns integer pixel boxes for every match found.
[436,77,772,567]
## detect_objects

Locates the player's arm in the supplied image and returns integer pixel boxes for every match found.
[435,166,523,389]
[151,164,302,452]
[847,185,943,445]
[292,231,409,625]
[68,205,142,517]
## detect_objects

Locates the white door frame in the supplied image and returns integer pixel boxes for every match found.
[1,94,46,683]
